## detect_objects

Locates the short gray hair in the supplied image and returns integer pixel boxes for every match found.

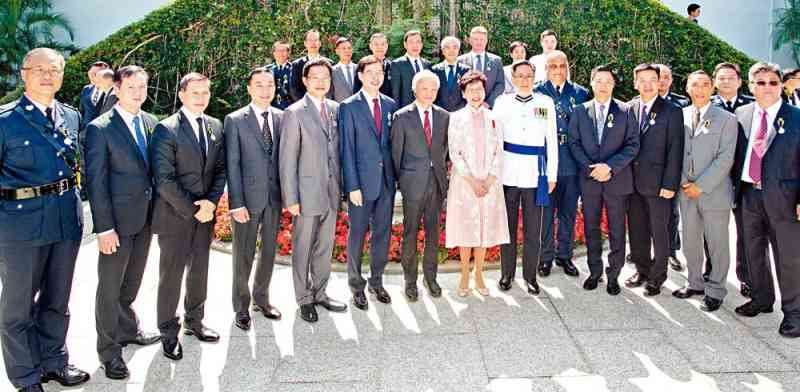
[411,69,440,91]
[748,62,782,81]
[22,47,65,70]
[440,36,461,50]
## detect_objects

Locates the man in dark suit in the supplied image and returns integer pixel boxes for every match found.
[432,36,470,112]
[353,33,393,97]
[79,61,109,129]
[151,72,227,360]
[783,69,800,106]
[625,63,685,296]
[92,69,117,118]
[224,67,283,331]
[391,70,449,301]
[457,26,505,107]
[289,30,332,102]
[329,37,357,102]
[280,58,348,323]
[268,40,293,110]
[732,62,800,338]
[654,63,690,273]
[85,65,161,380]
[708,62,755,295]
[534,50,590,278]
[0,48,89,392]
[568,65,640,294]
[340,55,397,310]
[391,30,431,108]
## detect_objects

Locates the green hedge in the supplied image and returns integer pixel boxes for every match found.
[60,0,754,119]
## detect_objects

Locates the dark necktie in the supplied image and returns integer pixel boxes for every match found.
[556,85,562,96]
[132,116,148,167]
[45,107,54,127]
[196,117,207,161]
[423,110,432,148]
[261,111,273,154]
[476,54,483,72]
[597,104,606,142]
[447,65,455,89]
[692,108,701,131]
[372,98,382,138]
[727,101,734,112]
[639,104,648,131]
[96,92,107,112]
[413,59,420,74]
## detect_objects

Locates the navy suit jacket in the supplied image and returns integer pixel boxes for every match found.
[390,55,431,108]
[535,80,591,176]
[432,61,470,112]
[568,99,640,196]
[339,91,397,201]
[628,95,685,196]
[711,94,755,114]
[79,84,97,129]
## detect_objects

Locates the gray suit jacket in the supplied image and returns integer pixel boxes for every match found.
[279,94,341,216]
[329,63,357,103]
[679,104,738,209]
[457,52,505,106]
[390,103,450,200]
[224,105,283,213]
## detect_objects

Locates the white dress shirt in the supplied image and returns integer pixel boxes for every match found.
[741,99,782,184]
[180,106,208,152]
[493,93,559,187]
[114,105,146,144]
[249,103,274,138]
[529,53,548,83]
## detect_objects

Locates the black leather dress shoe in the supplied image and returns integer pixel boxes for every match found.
[300,304,318,323]
[538,263,552,277]
[735,301,773,317]
[779,319,800,338]
[352,291,368,310]
[740,283,752,298]
[526,280,540,295]
[424,279,442,297]
[183,324,220,342]
[498,276,513,291]
[316,298,347,312]
[120,331,161,347]
[556,258,580,277]
[18,383,44,392]
[253,304,282,320]
[624,273,647,288]
[162,338,183,360]
[405,285,419,302]
[235,311,251,331]
[668,256,684,272]
[103,356,130,380]
[643,284,661,297]
[700,296,722,312]
[672,287,705,299]
[606,280,621,296]
[368,286,392,304]
[583,276,601,291]
[41,364,90,387]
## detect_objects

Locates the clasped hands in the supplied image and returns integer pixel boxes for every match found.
[589,163,611,182]
[681,182,701,199]
[194,199,216,223]
[466,176,496,198]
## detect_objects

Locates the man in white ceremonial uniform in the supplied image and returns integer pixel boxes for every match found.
[493,60,558,295]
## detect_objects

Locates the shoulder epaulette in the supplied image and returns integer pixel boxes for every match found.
[0,100,20,114]
[59,101,79,114]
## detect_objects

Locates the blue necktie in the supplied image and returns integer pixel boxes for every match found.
[132,116,148,167]
[476,54,483,72]
[413,59,420,74]
[447,65,455,89]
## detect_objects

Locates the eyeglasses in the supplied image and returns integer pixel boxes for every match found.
[752,80,780,87]
[22,67,64,77]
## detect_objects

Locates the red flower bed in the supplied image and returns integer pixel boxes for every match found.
[214,192,609,263]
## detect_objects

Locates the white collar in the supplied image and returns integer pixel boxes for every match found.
[180,106,203,123]
[114,104,141,124]
[306,94,325,112]
[24,93,55,117]
[642,95,658,110]
[249,102,270,117]
[361,89,379,103]
[756,99,782,118]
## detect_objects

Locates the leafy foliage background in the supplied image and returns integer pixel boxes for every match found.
[60,0,753,118]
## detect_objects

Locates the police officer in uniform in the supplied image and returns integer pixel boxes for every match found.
[0,48,90,392]
[268,40,293,110]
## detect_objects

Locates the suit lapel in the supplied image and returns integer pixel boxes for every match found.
[302,95,329,138]
[245,106,271,154]
[203,117,222,172]
[178,112,204,161]
[600,100,619,146]
[109,109,148,170]
[641,97,663,135]
[765,102,791,153]
[740,104,755,140]
[270,108,281,150]
[356,92,379,140]
[587,101,600,145]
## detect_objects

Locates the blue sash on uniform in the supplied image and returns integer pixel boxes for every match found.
[503,141,550,206]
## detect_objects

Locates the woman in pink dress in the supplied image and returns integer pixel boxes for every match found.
[445,71,510,296]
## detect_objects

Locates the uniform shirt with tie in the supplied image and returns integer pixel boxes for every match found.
[25,93,58,124]
[722,95,740,112]
[180,106,208,154]
[741,99,782,184]
[594,98,611,143]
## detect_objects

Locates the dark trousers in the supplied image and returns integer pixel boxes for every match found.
[541,175,580,264]
[583,192,629,281]
[401,175,443,285]
[347,182,395,292]
[0,240,80,389]
[628,192,671,286]
[704,206,752,286]
[742,186,800,318]
[95,228,152,362]
[231,207,280,313]
[157,222,213,339]
[668,197,681,256]
[501,186,545,283]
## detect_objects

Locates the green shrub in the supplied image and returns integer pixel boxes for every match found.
[59,0,754,119]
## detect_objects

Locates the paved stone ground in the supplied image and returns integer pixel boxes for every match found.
[2,218,800,391]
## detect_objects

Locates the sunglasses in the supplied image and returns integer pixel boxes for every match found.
[752,80,780,87]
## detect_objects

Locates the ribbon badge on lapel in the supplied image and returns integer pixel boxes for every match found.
[606,113,614,128]
[569,97,576,108]
[649,111,657,126]
[58,124,74,146]
[778,118,786,134]
[207,123,216,142]
[696,120,711,136]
